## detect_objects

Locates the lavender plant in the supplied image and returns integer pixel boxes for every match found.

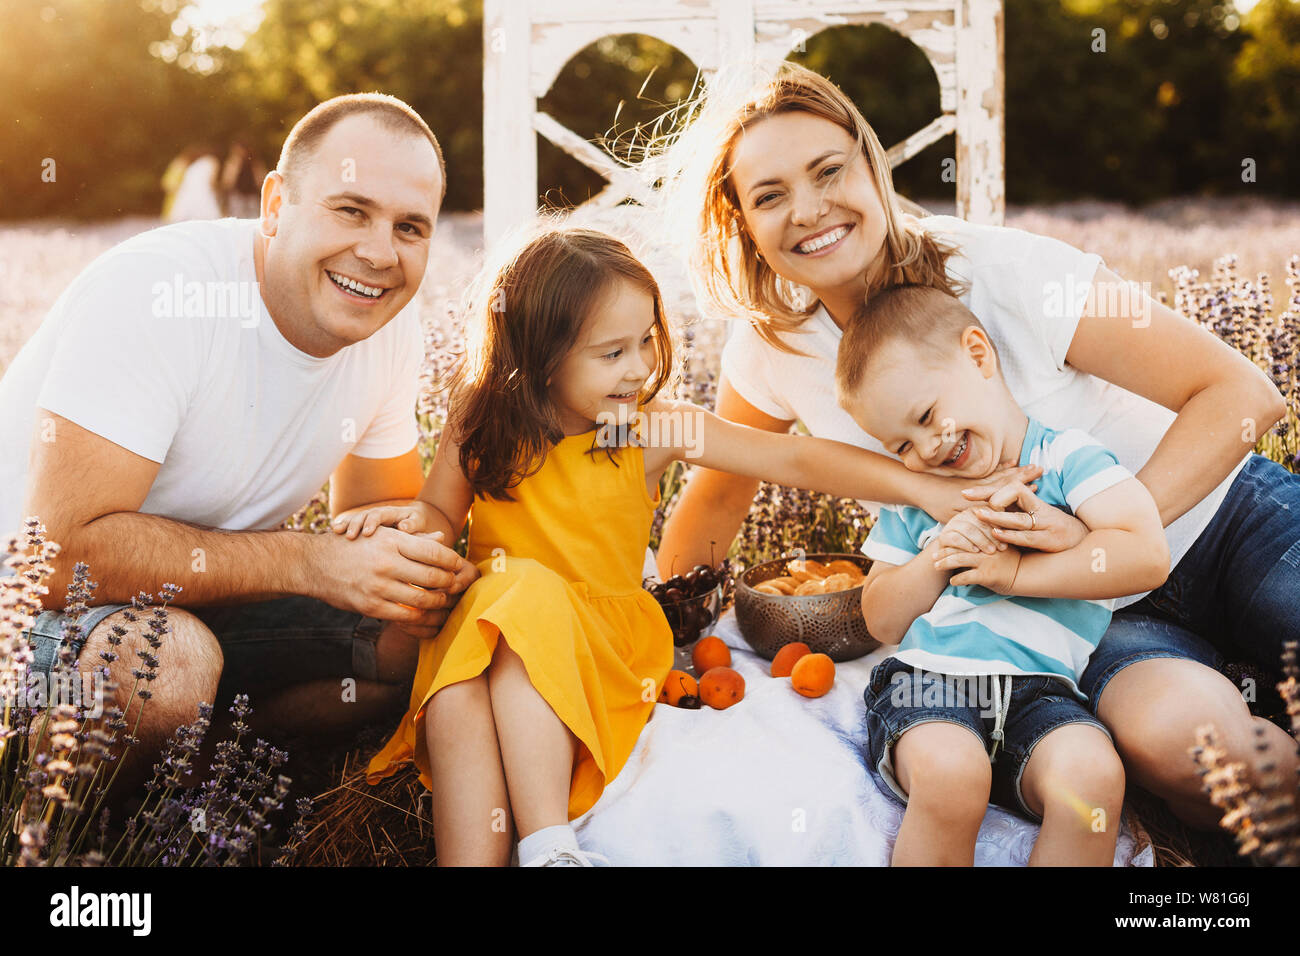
[0,520,309,866]
[1192,642,1300,866]
[1170,254,1300,472]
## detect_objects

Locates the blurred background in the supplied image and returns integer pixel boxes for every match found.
[0,0,1297,220]
[2,0,1298,379]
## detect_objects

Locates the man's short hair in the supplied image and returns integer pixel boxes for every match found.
[276,92,446,204]
[836,284,1001,403]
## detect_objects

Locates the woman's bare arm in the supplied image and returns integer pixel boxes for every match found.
[1066,266,1286,528]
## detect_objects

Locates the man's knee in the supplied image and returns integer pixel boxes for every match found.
[85,606,223,714]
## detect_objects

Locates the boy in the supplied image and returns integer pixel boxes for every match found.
[835,284,1170,866]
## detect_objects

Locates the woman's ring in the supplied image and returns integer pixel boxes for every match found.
[1028,510,1038,530]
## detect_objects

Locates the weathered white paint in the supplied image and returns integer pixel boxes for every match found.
[484,0,1005,246]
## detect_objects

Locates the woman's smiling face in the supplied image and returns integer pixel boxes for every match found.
[728,111,889,299]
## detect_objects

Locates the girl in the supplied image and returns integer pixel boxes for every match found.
[340,226,933,867]
[654,61,1299,832]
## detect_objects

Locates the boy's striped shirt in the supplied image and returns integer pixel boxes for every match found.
[862,418,1134,697]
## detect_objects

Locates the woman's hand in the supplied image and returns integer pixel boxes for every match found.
[915,462,1043,525]
[331,499,440,539]
[960,479,1089,554]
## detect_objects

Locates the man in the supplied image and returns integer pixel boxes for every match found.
[0,93,476,786]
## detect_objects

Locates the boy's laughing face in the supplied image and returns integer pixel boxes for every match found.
[845,327,1026,479]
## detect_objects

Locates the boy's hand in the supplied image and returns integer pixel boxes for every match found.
[331,500,440,539]
[932,544,1022,594]
[962,479,1089,554]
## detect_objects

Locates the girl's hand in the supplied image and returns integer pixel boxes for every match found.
[933,544,1023,594]
[962,479,1089,554]
[331,500,440,539]
[917,462,1043,524]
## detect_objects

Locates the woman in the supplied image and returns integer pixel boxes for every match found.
[655,62,1297,831]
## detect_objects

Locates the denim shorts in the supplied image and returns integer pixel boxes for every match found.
[864,655,1112,823]
[1078,453,1300,713]
[1,563,386,696]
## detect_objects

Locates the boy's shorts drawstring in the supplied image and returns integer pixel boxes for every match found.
[989,674,1013,763]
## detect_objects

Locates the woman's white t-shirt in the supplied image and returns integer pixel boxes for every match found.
[719,214,1249,610]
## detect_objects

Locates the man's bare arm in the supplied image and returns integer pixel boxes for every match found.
[24,410,458,624]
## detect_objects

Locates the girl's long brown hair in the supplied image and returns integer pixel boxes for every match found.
[655,61,967,355]
[448,226,677,501]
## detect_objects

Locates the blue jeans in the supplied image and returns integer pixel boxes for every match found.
[1079,453,1300,713]
[1,562,386,698]
[864,656,1111,823]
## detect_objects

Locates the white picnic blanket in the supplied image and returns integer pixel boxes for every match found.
[574,609,1154,866]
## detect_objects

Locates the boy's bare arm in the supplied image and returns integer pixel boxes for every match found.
[859,537,952,646]
[943,478,1171,600]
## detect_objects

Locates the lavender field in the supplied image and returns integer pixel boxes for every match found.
[4,198,1300,378]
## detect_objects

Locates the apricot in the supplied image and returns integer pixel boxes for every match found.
[691,635,731,673]
[699,666,745,710]
[770,641,812,678]
[791,653,835,698]
[660,670,699,707]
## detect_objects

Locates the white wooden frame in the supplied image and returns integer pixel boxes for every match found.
[483,0,1005,246]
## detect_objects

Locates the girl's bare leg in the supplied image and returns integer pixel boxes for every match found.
[891,722,991,866]
[487,636,579,839]
[423,673,513,866]
[1019,724,1125,866]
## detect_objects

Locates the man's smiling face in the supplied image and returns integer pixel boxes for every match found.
[258,112,442,356]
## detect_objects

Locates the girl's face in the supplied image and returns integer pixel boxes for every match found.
[550,279,660,436]
[728,111,889,298]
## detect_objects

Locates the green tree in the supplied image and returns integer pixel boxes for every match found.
[1231,0,1300,190]
[226,0,482,209]
[0,0,239,219]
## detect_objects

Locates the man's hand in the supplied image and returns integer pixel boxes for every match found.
[308,525,467,629]
[932,542,1023,594]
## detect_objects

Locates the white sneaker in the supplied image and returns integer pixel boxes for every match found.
[520,846,611,867]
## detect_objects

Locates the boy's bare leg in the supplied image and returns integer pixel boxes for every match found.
[1020,724,1125,866]
[891,722,991,866]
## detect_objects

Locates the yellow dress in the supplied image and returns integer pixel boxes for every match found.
[366,429,674,820]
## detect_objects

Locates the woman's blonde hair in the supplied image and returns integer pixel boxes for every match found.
[658,61,966,355]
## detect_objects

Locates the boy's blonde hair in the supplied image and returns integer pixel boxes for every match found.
[657,61,967,355]
[835,284,1001,406]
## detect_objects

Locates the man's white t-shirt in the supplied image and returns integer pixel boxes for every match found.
[0,218,423,535]
[719,214,1249,610]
